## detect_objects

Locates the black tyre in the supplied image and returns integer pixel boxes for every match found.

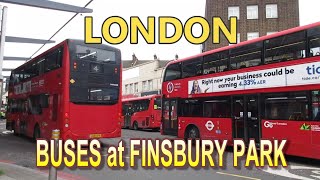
[186,126,200,140]
[33,125,41,141]
[13,123,19,136]
[133,121,139,130]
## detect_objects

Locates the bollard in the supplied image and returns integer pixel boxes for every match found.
[49,129,60,180]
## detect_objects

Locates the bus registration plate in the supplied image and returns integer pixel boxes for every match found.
[90,134,102,138]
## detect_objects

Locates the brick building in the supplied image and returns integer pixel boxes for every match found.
[122,54,172,98]
[203,0,300,51]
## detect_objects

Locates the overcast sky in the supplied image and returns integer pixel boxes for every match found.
[1,0,320,77]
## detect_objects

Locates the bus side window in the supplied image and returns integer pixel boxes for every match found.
[230,42,262,70]
[307,26,320,57]
[265,31,306,64]
[9,74,14,86]
[312,91,320,121]
[315,112,320,121]
[44,48,63,73]
[204,102,213,117]
[27,96,42,115]
[13,73,20,84]
[182,58,203,78]
[40,94,49,109]
[203,51,229,74]
[38,58,45,75]
[265,91,309,120]
[17,100,23,113]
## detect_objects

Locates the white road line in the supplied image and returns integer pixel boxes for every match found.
[291,166,320,170]
[310,170,320,179]
[311,176,320,179]
[2,130,13,134]
[216,172,260,180]
[259,166,315,180]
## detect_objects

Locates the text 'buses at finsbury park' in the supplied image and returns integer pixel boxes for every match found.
[161,21,320,160]
[6,39,122,140]
[122,95,162,131]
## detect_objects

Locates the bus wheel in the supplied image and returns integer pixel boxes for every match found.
[133,121,139,130]
[33,125,41,141]
[186,126,199,140]
[13,123,19,136]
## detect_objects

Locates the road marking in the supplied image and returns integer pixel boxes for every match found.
[216,172,260,180]
[311,176,320,179]
[291,166,320,170]
[311,170,320,179]
[1,130,13,134]
[260,166,315,180]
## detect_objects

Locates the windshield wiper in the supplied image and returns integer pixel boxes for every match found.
[79,51,97,59]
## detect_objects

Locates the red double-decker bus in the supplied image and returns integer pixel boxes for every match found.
[6,39,122,140]
[122,95,162,131]
[161,22,320,159]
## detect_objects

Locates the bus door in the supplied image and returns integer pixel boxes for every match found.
[232,95,260,144]
[123,104,132,128]
[31,94,57,139]
[162,99,178,136]
[44,94,59,139]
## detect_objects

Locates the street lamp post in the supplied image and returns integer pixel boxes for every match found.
[0,6,8,111]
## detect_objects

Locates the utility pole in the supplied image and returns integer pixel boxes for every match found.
[0,6,8,110]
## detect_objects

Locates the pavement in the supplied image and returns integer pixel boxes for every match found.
[0,160,90,180]
[0,119,65,180]
[0,161,66,180]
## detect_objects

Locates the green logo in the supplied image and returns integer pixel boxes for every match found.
[300,123,310,131]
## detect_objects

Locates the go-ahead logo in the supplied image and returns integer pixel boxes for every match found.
[263,121,287,128]
[264,121,273,128]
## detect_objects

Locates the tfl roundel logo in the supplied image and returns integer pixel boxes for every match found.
[167,82,174,93]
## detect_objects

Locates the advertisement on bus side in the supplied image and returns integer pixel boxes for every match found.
[188,61,320,94]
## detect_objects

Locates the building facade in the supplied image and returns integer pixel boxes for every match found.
[203,0,300,51]
[122,55,170,98]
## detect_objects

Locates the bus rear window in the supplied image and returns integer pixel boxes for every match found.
[89,88,118,101]
[75,45,116,63]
